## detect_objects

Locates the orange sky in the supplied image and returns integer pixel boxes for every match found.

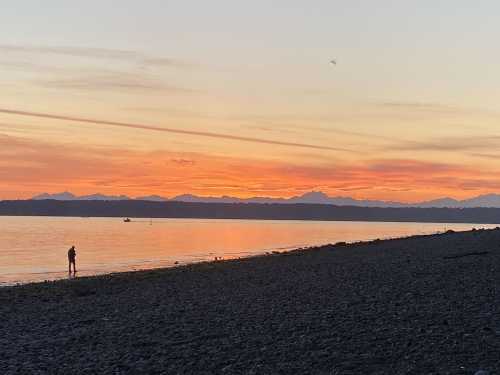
[1,2,500,202]
[2,127,500,202]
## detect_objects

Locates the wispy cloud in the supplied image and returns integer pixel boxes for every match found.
[0,45,137,59]
[38,71,195,93]
[170,158,196,166]
[0,44,193,69]
[0,45,199,94]
[2,133,500,201]
[0,108,352,152]
[377,101,499,118]
[0,44,201,94]
[378,101,460,113]
[142,57,197,69]
[125,108,401,146]
[469,152,500,160]
[389,135,500,153]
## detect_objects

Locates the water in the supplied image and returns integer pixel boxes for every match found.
[0,216,495,285]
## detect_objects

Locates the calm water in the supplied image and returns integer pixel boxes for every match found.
[0,216,495,285]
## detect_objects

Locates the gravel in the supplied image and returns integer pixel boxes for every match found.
[2,228,500,374]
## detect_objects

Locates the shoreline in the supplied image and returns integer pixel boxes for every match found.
[2,214,500,225]
[1,227,486,288]
[2,228,500,373]
[3,200,500,224]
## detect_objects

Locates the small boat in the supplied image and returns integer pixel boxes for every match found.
[123,218,132,222]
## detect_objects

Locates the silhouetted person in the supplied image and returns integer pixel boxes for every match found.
[68,246,76,274]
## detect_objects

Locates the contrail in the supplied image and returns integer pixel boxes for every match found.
[0,108,352,152]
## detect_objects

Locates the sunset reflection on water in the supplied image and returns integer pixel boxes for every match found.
[0,216,495,285]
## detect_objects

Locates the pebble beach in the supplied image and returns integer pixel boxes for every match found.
[2,228,500,374]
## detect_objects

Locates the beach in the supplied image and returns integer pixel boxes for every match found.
[2,228,500,374]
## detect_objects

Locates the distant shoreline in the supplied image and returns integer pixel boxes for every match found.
[2,199,500,223]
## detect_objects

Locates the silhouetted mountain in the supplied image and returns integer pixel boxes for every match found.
[415,194,500,208]
[29,191,500,208]
[169,194,284,204]
[171,194,239,203]
[171,191,405,207]
[135,195,168,202]
[170,192,500,208]
[461,194,500,208]
[78,194,131,201]
[32,192,77,200]
[288,191,332,204]
[33,192,131,201]
[417,198,461,208]
[287,192,406,207]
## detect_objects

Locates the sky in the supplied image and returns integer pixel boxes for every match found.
[1,0,499,201]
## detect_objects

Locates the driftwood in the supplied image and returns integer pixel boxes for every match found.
[443,251,490,260]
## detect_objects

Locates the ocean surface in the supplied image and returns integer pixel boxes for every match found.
[0,216,496,285]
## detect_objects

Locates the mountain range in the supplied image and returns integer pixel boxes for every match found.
[29,191,500,208]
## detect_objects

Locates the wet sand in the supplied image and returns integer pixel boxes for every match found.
[2,228,500,374]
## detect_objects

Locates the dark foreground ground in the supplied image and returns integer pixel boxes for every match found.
[2,229,500,374]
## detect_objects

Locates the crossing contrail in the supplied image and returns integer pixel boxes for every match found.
[0,108,353,152]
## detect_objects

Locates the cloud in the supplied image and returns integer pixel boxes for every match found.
[377,101,499,118]
[268,158,500,201]
[378,101,460,113]
[367,159,462,174]
[468,152,500,160]
[0,108,352,152]
[38,71,195,93]
[0,45,137,59]
[277,158,468,183]
[142,58,197,69]
[170,158,196,166]
[0,44,192,69]
[389,135,500,153]
[0,44,199,93]
[2,133,500,202]
[125,108,402,149]
[0,134,124,184]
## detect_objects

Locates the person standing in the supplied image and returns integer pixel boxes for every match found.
[68,246,77,274]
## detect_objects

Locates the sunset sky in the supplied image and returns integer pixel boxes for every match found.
[1,1,499,201]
